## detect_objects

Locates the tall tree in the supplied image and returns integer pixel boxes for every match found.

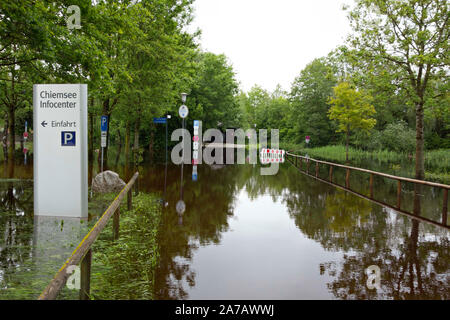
[290,58,337,146]
[346,0,449,179]
[189,52,240,130]
[328,82,376,161]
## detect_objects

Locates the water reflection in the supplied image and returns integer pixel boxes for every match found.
[0,160,448,299]
[133,162,448,300]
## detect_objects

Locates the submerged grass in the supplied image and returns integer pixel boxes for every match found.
[89,193,162,300]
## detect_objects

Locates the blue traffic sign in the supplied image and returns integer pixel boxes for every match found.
[101,116,108,132]
[61,131,76,146]
[153,117,167,124]
[193,120,200,127]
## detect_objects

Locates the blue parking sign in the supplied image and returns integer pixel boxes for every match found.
[101,116,108,132]
[61,131,76,146]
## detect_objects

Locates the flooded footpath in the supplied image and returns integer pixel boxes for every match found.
[0,160,449,299]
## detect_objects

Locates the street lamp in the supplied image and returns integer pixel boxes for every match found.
[181,93,188,103]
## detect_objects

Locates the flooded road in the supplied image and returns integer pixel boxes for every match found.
[0,159,449,299]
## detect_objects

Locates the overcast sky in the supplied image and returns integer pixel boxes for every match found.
[190,0,353,93]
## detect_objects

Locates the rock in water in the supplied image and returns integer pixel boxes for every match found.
[91,171,126,193]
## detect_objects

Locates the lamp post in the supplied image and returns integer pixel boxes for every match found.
[179,93,189,163]
[177,93,189,222]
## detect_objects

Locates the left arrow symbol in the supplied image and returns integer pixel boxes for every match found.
[41,121,48,127]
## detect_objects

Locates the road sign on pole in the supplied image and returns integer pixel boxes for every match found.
[179,105,189,119]
[153,117,167,124]
[101,115,108,132]
[101,132,107,148]
[100,115,108,172]
[33,84,88,218]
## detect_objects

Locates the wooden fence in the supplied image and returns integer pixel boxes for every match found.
[38,172,139,300]
[286,152,449,229]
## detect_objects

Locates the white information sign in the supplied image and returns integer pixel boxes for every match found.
[193,141,199,150]
[179,105,189,118]
[33,84,88,218]
[101,132,107,148]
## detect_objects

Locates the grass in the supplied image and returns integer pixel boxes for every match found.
[89,192,162,300]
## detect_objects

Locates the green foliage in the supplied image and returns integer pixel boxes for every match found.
[328,82,376,135]
[380,121,416,153]
[238,85,290,140]
[346,0,449,177]
[90,193,162,300]
[289,58,337,146]
[189,52,240,130]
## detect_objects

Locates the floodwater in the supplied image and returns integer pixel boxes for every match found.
[0,156,449,299]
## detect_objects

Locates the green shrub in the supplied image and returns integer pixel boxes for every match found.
[380,121,416,153]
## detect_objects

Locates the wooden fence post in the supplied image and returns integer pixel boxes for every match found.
[307,160,310,174]
[329,166,333,182]
[397,180,402,209]
[113,207,120,241]
[127,189,132,211]
[369,174,374,198]
[80,249,91,300]
[443,189,448,226]
[315,162,319,177]
[134,176,139,196]
[346,169,350,188]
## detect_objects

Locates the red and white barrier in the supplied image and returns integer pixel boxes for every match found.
[260,148,285,163]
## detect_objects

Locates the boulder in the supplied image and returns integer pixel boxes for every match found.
[91,170,126,194]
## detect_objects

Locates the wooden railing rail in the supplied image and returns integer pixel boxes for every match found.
[38,172,139,300]
[286,152,449,228]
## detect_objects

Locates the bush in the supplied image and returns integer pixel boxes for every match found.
[380,121,416,153]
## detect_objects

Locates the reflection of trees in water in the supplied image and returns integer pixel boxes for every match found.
[321,220,449,299]
[0,181,33,279]
[150,162,449,300]
[278,166,449,299]
[148,164,243,300]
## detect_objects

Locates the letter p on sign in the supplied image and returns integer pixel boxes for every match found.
[62,131,76,146]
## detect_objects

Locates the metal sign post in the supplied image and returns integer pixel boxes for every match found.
[100,115,108,172]
[192,120,200,181]
[179,104,189,164]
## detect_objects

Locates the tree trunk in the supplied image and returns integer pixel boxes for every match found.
[345,126,349,163]
[117,127,122,147]
[115,141,121,167]
[88,98,94,163]
[125,121,130,164]
[3,118,8,162]
[148,126,154,163]
[7,106,15,163]
[415,102,425,180]
[133,117,140,164]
